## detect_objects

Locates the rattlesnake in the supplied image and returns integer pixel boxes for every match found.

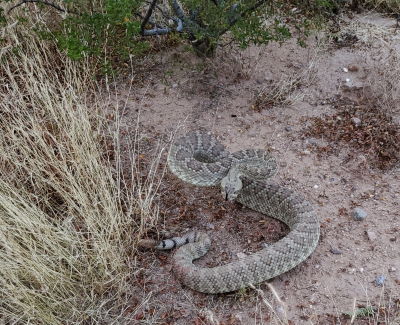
[140,132,320,294]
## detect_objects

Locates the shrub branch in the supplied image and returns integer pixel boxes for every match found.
[7,0,81,15]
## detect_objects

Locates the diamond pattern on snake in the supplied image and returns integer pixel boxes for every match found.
[140,131,320,294]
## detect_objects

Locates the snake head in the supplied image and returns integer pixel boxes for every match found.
[221,168,242,201]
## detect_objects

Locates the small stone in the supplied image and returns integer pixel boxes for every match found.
[285,126,292,131]
[206,223,215,230]
[376,275,386,286]
[256,78,264,84]
[309,138,317,143]
[330,178,334,181]
[318,174,324,180]
[351,117,361,126]
[345,78,350,83]
[343,68,349,72]
[309,294,318,304]
[249,133,257,138]
[348,64,360,72]
[331,248,342,254]
[217,115,222,119]
[301,150,311,155]
[352,81,364,89]
[351,208,367,221]
[314,185,318,189]
[389,267,397,272]
[172,83,178,88]
[348,268,356,274]
[367,231,377,241]
[275,306,285,319]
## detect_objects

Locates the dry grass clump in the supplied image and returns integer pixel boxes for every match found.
[0,23,161,324]
[360,0,400,14]
[254,38,323,109]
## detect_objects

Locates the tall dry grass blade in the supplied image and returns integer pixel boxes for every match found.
[0,19,162,325]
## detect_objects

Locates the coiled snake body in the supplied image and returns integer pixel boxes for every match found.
[141,132,320,294]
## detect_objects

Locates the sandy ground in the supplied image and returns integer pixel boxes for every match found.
[107,11,400,325]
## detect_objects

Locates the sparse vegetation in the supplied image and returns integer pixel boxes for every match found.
[1,0,400,323]
[1,0,327,71]
[0,26,164,323]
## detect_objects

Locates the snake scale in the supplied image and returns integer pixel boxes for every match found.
[140,132,320,294]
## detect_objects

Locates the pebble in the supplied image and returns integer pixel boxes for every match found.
[275,306,286,319]
[318,174,324,180]
[313,185,318,189]
[351,117,361,126]
[376,275,386,286]
[249,133,257,138]
[256,78,264,84]
[308,138,318,145]
[345,78,350,83]
[367,231,377,241]
[343,68,348,72]
[352,81,364,89]
[351,208,367,221]
[389,267,397,272]
[309,294,318,304]
[285,126,292,131]
[172,83,178,88]
[348,64,360,72]
[331,248,342,254]
[206,223,215,230]
[301,150,311,155]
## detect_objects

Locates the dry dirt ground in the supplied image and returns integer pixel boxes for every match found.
[105,11,400,325]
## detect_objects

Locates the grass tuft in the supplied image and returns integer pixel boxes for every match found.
[0,21,161,324]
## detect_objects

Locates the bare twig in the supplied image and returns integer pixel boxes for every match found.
[140,0,158,35]
[218,0,268,37]
[7,0,81,15]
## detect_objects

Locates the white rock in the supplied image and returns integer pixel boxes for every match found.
[343,68,348,72]
[367,231,377,241]
[351,117,361,126]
